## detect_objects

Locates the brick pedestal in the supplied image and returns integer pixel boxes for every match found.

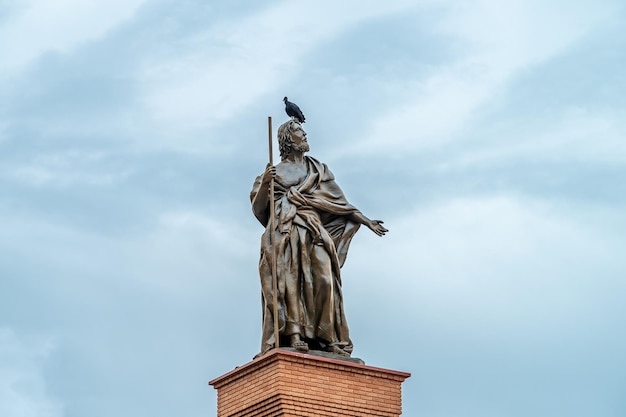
[209,349,410,417]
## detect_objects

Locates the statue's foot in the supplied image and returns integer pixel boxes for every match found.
[291,340,309,352]
[290,335,309,352]
[326,345,350,357]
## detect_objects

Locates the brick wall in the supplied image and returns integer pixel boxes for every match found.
[209,349,410,417]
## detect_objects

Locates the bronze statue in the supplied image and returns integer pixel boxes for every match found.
[250,119,387,358]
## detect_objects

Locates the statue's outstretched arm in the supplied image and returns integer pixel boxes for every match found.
[350,211,388,237]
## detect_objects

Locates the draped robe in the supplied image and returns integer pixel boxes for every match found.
[250,156,361,354]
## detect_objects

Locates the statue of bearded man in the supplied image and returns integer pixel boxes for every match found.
[250,119,387,358]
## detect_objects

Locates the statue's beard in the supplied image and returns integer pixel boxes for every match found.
[292,142,310,153]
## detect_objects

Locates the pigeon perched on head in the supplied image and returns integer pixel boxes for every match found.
[283,97,306,123]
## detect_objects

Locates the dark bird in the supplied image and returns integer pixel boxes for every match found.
[283,97,306,123]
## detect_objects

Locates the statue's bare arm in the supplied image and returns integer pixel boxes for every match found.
[252,164,275,222]
[350,211,388,237]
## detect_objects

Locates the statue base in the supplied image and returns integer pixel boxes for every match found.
[264,346,366,365]
[209,348,410,416]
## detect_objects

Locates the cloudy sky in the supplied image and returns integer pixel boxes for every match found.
[1,1,625,416]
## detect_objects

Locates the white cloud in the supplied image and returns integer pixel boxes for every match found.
[534,107,626,163]
[0,328,62,417]
[446,107,626,168]
[1,150,130,188]
[123,210,258,293]
[0,121,9,143]
[138,0,421,136]
[346,195,626,415]
[0,0,147,75]
[352,0,619,155]
[348,195,626,325]
[0,208,257,296]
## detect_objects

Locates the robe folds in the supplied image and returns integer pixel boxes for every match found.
[250,156,361,354]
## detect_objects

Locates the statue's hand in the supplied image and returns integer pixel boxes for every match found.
[261,163,276,185]
[367,220,388,237]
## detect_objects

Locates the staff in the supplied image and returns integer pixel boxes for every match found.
[267,116,280,350]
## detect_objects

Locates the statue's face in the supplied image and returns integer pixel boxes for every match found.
[290,124,309,153]
[291,124,307,144]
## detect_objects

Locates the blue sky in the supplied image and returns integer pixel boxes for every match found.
[1,1,625,416]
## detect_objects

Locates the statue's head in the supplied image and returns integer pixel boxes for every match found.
[278,119,309,160]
